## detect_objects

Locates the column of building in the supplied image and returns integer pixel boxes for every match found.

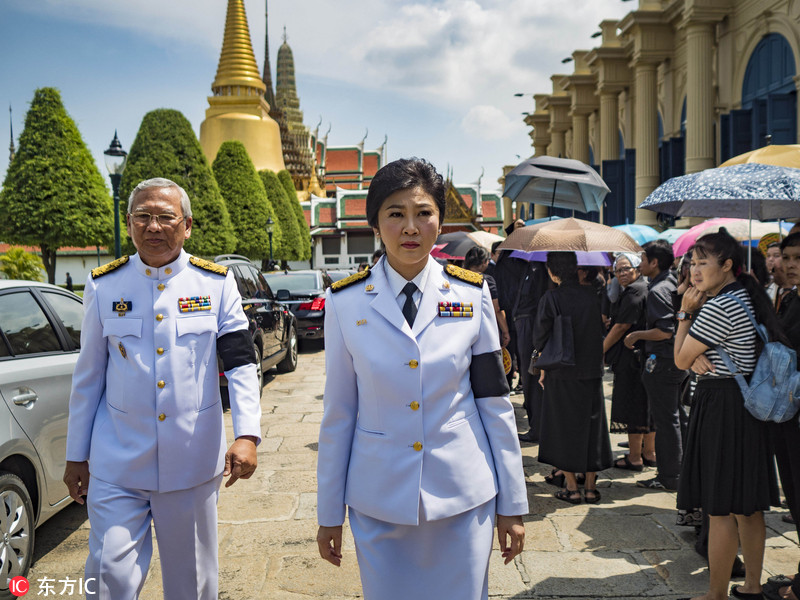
[685,20,715,173]
[634,61,660,225]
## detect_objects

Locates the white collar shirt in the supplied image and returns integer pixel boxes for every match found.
[383,256,432,313]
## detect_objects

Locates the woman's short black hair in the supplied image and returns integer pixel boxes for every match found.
[546,251,579,283]
[366,158,446,227]
[464,246,490,270]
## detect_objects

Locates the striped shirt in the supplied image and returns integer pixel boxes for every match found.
[688,283,758,377]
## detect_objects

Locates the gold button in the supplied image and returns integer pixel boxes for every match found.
[410,401,420,411]
[165,268,172,275]
[413,442,423,452]
[157,283,165,291]
[157,380,166,388]
[409,360,419,369]
[158,413,166,421]
[145,269,151,276]
[156,314,163,322]
[157,347,164,355]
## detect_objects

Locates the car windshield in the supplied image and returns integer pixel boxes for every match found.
[264,273,320,292]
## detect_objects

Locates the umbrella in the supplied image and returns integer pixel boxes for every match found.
[435,230,504,258]
[639,163,800,220]
[524,215,563,226]
[612,224,660,245]
[503,156,610,214]
[658,228,689,244]
[720,144,800,169]
[430,243,463,261]
[509,250,612,267]
[498,217,642,254]
[672,218,791,257]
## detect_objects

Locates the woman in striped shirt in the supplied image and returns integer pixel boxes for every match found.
[674,229,782,600]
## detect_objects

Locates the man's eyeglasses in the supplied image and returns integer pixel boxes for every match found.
[614,266,635,275]
[129,212,185,228]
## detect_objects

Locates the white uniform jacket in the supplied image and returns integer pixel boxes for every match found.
[317,257,528,527]
[66,251,262,493]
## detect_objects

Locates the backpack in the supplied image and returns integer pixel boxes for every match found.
[714,293,800,423]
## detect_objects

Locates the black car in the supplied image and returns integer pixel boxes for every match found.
[263,270,332,341]
[214,256,298,400]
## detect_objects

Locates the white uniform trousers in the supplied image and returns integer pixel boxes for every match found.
[349,498,496,600]
[85,474,223,600]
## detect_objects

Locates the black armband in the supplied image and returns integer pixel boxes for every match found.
[470,350,511,398]
[218,330,257,371]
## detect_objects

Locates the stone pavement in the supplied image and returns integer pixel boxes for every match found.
[29,344,798,599]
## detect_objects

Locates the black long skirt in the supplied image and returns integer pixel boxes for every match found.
[538,377,613,474]
[610,349,653,433]
[677,378,779,516]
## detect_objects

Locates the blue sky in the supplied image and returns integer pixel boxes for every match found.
[0,0,631,193]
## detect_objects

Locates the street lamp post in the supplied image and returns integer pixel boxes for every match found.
[103,131,128,259]
[266,217,274,271]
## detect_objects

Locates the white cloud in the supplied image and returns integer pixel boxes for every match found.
[461,105,522,140]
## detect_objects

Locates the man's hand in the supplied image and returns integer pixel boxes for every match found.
[317,525,343,566]
[500,329,511,349]
[538,369,546,389]
[63,461,90,504]
[497,514,525,564]
[223,436,258,487]
[623,331,640,349]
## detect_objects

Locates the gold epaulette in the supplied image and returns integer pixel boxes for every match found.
[91,256,129,279]
[189,256,228,276]
[331,268,371,293]
[445,264,483,287]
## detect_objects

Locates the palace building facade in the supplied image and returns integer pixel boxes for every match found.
[521,0,799,226]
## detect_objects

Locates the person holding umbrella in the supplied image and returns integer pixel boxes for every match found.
[674,229,782,600]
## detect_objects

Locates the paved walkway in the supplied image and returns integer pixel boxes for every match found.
[30,345,798,598]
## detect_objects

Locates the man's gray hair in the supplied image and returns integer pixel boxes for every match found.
[127,178,192,218]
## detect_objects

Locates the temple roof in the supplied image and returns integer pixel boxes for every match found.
[211,0,266,95]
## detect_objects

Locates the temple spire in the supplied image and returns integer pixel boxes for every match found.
[8,105,14,164]
[211,0,266,96]
[262,1,277,109]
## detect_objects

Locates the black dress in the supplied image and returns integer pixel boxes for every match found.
[676,283,780,516]
[607,277,652,434]
[533,283,613,473]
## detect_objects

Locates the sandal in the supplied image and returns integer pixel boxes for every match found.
[729,585,764,600]
[584,489,601,504]
[545,470,587,488]
[643,457,657,467]
[614,455,644,472]
[554,488,582,504]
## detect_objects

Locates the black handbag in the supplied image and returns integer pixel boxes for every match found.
[529,295,575,372]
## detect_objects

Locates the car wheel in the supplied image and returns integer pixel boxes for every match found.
[254,344,264,394]
[277,325,299,373]
[0,472,35,597]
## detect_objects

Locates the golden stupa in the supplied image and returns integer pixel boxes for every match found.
[200,0,285,172]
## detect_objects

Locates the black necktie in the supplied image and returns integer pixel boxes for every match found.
[402,282,417,327]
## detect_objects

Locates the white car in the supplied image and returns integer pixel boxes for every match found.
[0,280,83,594]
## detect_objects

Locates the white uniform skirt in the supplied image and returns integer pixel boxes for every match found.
[348,498,496,600]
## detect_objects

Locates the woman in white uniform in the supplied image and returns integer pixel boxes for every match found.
[316,158,528,600]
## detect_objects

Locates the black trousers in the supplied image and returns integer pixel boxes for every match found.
[641,360,688,486]
[514,314,542,435]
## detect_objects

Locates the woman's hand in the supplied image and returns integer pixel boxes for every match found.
[497,515,525,564]
[316,525,343,566]
[681,286,707,314]
[538,370,545,389]
[691,354,715,375]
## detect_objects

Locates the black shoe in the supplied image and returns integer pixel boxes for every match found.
[636,477,677,491]
[730,584,763,599]
[731,556,746,579]
[618,440,630,448]
[782,513,796,524]
[518,431,539,443]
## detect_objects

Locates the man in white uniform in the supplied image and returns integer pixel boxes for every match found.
[63,178,262,599]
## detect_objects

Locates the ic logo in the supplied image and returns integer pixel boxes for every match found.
[9,576,28,596]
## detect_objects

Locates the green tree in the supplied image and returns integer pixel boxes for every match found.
[278,169,312,261]
[0,87,113,283]
[260,170,302,261]
[212,141,280,260]
[120,109,236,256]
[0,247,45,281]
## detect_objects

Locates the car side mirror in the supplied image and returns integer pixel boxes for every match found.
[276,289,291,301]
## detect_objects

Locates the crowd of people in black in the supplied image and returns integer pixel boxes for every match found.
[476,220,800,600]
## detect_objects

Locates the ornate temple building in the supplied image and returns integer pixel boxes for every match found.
[199,0,285,173]
[518,0,800,227]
